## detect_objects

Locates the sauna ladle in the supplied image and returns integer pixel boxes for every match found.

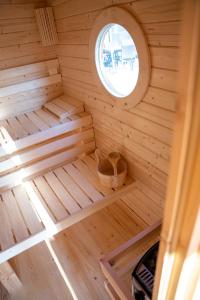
[108,152,121,176]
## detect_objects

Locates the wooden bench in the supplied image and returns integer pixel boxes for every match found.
[0,106,95,192]
[0,153,135,264]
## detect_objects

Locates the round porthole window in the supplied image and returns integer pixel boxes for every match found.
[95,24,139,98]
[90,7,151,109]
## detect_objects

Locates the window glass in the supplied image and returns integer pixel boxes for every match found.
[95,24,139,98]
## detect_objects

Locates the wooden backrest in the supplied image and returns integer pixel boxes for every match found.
[0,59,63,120]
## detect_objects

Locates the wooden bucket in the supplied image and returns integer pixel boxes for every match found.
[95,149,127,188]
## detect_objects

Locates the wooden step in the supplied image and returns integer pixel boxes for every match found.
[0,107,95,191]
[0,129,95,176]
[43,95,84,120]
[0,111,93,159]
[0,153,134,264]
[0,141,95,192]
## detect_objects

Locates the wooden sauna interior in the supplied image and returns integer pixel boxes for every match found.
[1,0,198,299]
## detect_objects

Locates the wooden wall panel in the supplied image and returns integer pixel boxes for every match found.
[0,1,56,72]
[48,0,182,195]
[0,1,59,118]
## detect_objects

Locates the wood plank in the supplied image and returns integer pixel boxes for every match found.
[53,0,182,22]
[0,197,15,251]
[34,176,69,221]
[63,80,173,145]
[44,98,84,120]
[0,59,58,87]
[0,74,61,98]
[44,171,81,214]
[56,44,89,58]
[135,180,164,209]
[64,163,104,202]
[73,159,111,196]
[1,190,29,242]
[54,167,92,208]
[0,31,40,48]
[53,98,77,111]
[0,4,35,19]
[7,117,28,139]
[35,109,59,127]
[121,190,161,225]
[126,0,182,23]
[0,262,22,295]
[151,68,178,92]
[0,119,16,140]
[91,109,171,160]
[2,20,37,34]
[143,86,176,112]
[43,102,66,118]
[13,185,44,235]
[26,111,49,131]
[25,181,56,225]
[143,21,181,35]
[17,113,39,135]
[151,47,180,70]
[55,10,100,32]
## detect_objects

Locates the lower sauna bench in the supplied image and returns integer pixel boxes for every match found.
[0,154,136,264]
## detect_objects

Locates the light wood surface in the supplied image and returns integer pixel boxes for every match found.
[0,59,62,120]
[0,153,135,264]
[0,1,188,299]
[0,262,21,295]
[49,0,182,195]
[100,221,161,300]
[0,112,92,158]
[153,1,200,299]
[0,103,94,191]
[0,1,56,73]
[10,242,73,300]
[0,282,8,300]
[0,92,89,191]
[8,170,163,300]
[43,95,84,120]
[7,199,139,299]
